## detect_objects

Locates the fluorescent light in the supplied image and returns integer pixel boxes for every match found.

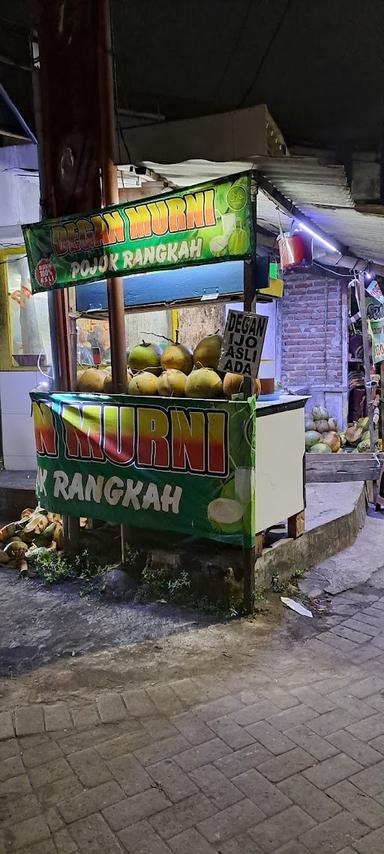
[297,221,339,254]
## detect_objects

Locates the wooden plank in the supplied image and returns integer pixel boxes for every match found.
[305,452,382,483]
[358,275,376,452]
[287,510,305,538]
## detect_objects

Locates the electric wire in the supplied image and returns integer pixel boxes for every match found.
[237,0,293,107]
[211,0,255,99]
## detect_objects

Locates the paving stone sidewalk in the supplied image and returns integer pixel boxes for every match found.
[3,587,384,852]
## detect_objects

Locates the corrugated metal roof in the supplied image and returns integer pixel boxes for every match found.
[144,157,384,268]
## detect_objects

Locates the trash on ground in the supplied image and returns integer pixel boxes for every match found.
[281,596,313,618]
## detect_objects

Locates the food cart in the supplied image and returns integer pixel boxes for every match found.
[23,172,306,607]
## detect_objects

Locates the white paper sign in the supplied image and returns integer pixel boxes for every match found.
[218,309,268,378]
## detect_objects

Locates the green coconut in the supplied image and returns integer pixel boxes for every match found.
[312,406,329,421]
[128,341,161,373]
[357,416,369,431]
[305,430,322,450]
[309,443,332,454]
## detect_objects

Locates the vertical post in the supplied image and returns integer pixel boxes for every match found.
[381,361,384,443]
[35,0,105,551]
[97,0,127,395]
[358,274,376,452]
[242,175,258,613]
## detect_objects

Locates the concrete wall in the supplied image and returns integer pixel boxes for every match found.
[178,304,226,350]
[278,272,348,429]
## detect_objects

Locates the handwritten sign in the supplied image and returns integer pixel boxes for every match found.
[219,309,268,378]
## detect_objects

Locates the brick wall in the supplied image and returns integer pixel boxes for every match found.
[279,272,348,427]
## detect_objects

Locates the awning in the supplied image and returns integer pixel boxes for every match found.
[143,157,384,273]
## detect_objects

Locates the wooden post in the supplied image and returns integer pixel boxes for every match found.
[97,0,128,395]
[358,273,380,506]
[242,176,258,613]
[381,361,384,444]
[358,274,376,452]
[35,0,105,552]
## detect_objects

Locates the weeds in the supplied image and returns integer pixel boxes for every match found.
[34,548,103,585]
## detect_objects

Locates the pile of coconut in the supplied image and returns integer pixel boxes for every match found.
[305,406,343,454]
[305,408,372,454]
[0,508,64,575]
[77,332,261,400]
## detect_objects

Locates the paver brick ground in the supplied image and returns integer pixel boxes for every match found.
[4,586,384,850]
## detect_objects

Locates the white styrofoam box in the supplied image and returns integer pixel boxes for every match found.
[0,372,36,415]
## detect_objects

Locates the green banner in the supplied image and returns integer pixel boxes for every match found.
[367,296,384,364]
[23,173,253,294]
[30,392,256,547]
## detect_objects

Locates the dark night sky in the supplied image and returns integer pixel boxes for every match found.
[1,0,384,149]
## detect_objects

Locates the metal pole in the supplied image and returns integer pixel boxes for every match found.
[97,0,127,394]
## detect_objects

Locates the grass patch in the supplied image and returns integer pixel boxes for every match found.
[34,548,103,585]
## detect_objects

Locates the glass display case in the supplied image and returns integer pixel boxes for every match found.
[0,247,52,370]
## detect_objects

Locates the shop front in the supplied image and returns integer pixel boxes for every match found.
[23,171,307,604]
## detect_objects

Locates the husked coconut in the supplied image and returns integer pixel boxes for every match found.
[320,431,341,453]
[223,373,261,399]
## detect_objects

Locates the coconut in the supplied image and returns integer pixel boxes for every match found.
[207,497,244,533]
[358,436,371,452]
[320,431,341,453]
[305,417,316,431]
[128,372,159,396]
[103,369,133,393]
[357,416,369,431]
[193,333,223,370]
[158,369,187,397]
[312,406,329,421]
[128,341,161,373]
[185,368,223,399]
[305,430,322,450]
[223,373,260,399]
[160,340,193,374]
[316,419,330,434]
[77,368,108,393]
[309,443,332,454]
[345,424,363,445]
[328,417,338,432]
